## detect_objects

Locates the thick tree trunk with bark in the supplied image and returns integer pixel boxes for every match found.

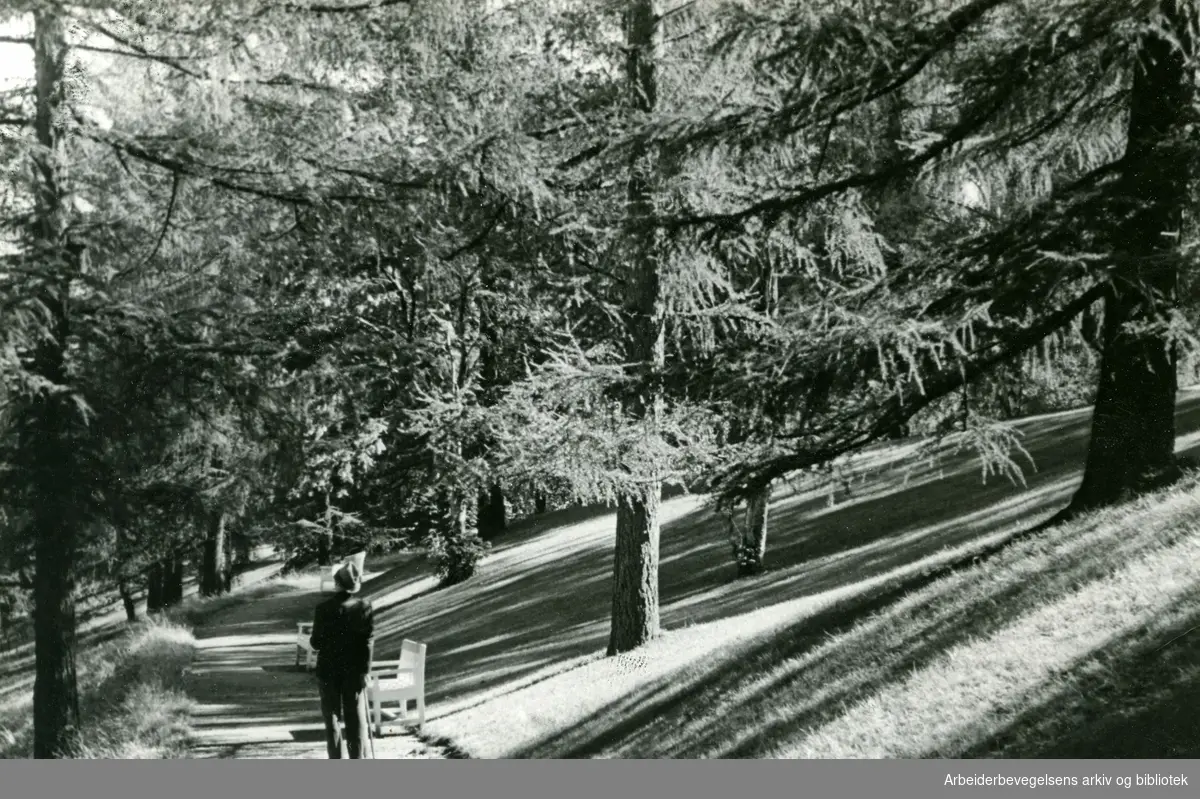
[25,11,82,759]
[1070,0,1194,513]
[609,0,665,657]
[222,525,235,593]
[535,493,548,515]
[874,55,920,441]
[610,485,661,653]
[33,516,79,758]
[200,511,228,597]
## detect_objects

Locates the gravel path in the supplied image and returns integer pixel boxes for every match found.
[185,584,449,759]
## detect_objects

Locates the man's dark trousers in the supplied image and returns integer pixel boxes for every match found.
[318,673,369,759]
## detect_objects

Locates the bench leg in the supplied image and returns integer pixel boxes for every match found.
[416,695,425,729]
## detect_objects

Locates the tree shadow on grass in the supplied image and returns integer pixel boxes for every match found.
[512,470,1200,758]
[283,394,1200,756]
[956,596,1200,759]
[368,401,1109,718]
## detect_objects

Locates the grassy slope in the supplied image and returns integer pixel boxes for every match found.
[0,556,288,758]
[355,390,1200,759]
[7,395,1200,759]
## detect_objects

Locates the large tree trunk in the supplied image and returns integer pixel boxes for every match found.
[33,510,79,759]
[874,53,920,441]
[222,525,235,593]
[610,486,661,654]
[27,10,81,759]
[200,511,228,597]
[1069,0,1193,513]
[609,0,665,657]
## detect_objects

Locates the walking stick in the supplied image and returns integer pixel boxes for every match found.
[363,689,376,759]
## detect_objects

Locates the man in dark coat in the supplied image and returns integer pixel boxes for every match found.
[309,560,375,758]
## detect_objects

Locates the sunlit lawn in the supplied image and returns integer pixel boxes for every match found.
[6,395,1200,759]
[382,391,1200,759]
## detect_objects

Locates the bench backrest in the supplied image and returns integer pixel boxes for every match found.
[371,639,426,679]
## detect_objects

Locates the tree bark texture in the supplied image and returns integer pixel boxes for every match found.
[1071,0,1194,512]
[609,0,665,657]
[28,10,81,759]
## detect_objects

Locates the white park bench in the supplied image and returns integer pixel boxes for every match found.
[367,639,427,736]
[319,572,336,592]
[296,622,317,670]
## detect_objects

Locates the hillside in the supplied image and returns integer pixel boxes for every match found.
[7,393,1200,758]
[348,390,1200,758]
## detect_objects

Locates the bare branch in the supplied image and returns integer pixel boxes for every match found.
[134,172,182,276]
[269,0,413,13]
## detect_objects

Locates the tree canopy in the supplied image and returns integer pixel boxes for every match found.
[2,0,1198,757]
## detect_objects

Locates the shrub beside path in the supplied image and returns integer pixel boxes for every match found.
[184,582,449,759]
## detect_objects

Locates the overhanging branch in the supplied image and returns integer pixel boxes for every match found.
[715,281,1109,498]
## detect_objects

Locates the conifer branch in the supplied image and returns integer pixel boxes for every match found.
[714,282,1109,498]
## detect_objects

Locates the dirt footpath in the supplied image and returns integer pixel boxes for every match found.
[185,585,449,759]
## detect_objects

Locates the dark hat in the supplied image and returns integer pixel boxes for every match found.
[334,560,362,594]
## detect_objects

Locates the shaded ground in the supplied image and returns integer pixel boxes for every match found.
[406,391,1200,757]
[185,577,449,759]
[8,393,1200,759]
[371,392,1200,722]
[0,549,284,742]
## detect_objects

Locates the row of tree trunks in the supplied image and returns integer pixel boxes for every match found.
[145,555,185,613]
